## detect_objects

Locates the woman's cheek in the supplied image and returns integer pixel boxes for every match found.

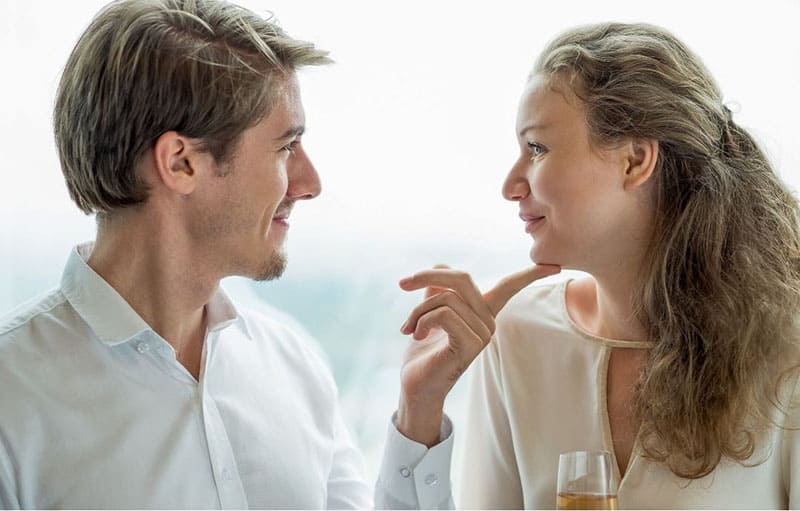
[530,167,558,204]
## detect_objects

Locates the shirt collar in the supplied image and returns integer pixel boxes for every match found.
[60,242,251,346]
[207,283,251,339]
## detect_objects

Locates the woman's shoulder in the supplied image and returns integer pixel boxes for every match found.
[495,276,570,338]
[501,275,567,313]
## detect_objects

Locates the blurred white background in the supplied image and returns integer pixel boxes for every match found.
[2,0,799,487]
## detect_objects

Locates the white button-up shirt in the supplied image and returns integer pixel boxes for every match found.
[0,243,454,509]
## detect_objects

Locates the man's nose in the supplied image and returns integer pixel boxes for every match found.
[287,146,321,200]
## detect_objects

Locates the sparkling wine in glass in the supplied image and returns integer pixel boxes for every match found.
[556,450,619,510]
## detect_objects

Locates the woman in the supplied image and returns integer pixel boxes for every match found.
[396,22,800,508]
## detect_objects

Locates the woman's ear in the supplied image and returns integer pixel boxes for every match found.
[623,138,659,191]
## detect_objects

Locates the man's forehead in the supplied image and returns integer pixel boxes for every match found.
[263,80,305,139]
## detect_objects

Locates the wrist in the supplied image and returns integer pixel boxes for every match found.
[396,396,445,448]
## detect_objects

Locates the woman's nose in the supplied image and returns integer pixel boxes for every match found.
[502,158,531,202]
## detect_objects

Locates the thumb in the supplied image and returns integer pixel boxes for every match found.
[483,264,561,316]
[424,263,451,300]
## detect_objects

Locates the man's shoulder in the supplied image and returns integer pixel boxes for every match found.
[237,302,313,346]
[236,302,333,375]
[0,288,69,346]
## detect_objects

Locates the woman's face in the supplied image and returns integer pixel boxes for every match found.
[503,75,651,272]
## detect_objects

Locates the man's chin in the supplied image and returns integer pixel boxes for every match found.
[252,251,287,282]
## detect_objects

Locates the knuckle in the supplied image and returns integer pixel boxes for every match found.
[435,307,456,322]
[452,270,468,280]
[437,290,458,305]
[417,310,433,327]
[420,308,445,327]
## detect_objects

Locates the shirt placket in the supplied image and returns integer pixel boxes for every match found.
[200,331,249,509]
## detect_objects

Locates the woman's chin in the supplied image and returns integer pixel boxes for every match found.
[530,243,545,263]
[530,244,562,267]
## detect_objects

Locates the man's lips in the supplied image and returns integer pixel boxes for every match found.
[272,210,291,226]
[519,213,545,233]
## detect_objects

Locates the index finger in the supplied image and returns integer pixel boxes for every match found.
[483,264,561,316]
[425,264,451,300]
[400,269,494,325]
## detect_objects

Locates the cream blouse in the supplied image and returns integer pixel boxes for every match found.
[457,279,799,509]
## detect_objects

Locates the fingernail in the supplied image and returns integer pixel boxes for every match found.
[400,321,409,334]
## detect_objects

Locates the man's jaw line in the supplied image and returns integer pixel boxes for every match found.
[256,200,295,280]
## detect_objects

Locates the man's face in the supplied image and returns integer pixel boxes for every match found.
[188,74,320,281]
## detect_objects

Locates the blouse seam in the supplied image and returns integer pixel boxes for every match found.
[558,279,653,350]
[780,369,800,500]
[598,348,623,486]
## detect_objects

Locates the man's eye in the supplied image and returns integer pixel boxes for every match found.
[282,141,298,153]
[527,141,546,157]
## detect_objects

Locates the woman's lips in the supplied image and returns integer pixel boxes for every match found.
[519,213,545,233]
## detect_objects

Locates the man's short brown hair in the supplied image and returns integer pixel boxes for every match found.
[54,0,330,215]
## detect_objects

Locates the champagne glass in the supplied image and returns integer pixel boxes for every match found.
[557,450,619,510]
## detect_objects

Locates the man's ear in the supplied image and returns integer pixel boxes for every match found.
[622,138,659,191]
[152,131,206,196]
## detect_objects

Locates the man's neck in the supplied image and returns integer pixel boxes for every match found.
[87,219,218,362]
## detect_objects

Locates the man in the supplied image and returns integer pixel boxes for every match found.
[0,0,453,507]
[0,0,556,508]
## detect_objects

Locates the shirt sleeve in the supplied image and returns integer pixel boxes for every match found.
[457,337,524,509]
[375,413,454,510]
[326,401,373,510]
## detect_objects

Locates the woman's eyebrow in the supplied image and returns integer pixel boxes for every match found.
[518,123,550,137]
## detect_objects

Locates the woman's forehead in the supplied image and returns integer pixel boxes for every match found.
[516,75,585,136]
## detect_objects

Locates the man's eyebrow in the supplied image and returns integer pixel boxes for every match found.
[518,123,549,137]
[274,126,305,141]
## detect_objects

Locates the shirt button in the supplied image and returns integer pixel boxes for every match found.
[221,468,233,481]
[136,342,150,354]
[425,473,438,486]
[399,466,411,478]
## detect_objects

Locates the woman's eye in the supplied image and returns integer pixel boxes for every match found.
[527,141,546,158]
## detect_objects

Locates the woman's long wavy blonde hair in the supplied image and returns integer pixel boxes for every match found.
[534,22,800,479]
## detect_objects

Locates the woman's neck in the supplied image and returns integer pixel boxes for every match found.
[566,270,647,343]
